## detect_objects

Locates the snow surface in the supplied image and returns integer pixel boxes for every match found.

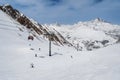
[0,10,120,80]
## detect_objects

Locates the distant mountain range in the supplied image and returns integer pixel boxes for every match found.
[46,18,120,51]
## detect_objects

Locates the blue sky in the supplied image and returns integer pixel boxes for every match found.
[0,0,120,24]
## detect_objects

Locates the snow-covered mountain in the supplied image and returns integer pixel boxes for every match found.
[47,18,120,51]
[0,4,120,80]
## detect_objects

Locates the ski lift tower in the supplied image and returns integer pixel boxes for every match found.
[44,31,54,56]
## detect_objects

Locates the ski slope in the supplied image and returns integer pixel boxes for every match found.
[0,10,120,80]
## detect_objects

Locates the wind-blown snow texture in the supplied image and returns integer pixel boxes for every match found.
[0,8,120,80]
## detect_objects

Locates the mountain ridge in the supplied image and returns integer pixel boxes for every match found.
[0,4,71,46]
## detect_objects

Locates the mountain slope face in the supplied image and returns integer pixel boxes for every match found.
[0,4,71,46]
[48,18,120,51]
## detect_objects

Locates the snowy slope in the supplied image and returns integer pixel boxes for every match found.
[0,7,120,80]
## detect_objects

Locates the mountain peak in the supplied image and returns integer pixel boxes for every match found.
[93,18,104,22]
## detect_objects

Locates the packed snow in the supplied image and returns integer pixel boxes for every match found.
[0,10,120,80]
